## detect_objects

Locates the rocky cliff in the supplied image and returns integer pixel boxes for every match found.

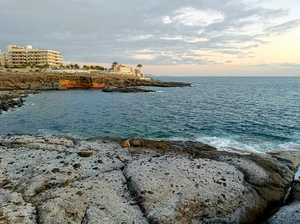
[0,72,190,90]
[0,135,299,223]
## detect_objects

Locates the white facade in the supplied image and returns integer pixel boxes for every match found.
[6,45,63,68]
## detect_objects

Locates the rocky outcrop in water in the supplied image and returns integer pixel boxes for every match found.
[102,86,155,93]
[0,90,40,114]
[0,135,299,223]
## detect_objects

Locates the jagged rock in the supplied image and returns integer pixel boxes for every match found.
[129,137,144,147]
[121,140,131,148]
[268,180,300,223]
[0,90,39,114]
[268,201,300,224]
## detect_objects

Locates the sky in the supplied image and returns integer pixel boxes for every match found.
[0,0,300,76]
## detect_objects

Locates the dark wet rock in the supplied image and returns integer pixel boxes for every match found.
[129,137,145,147]
[0,90,40,114]
[268,201,300,224]
[268,178,300,223]
[102,85,155,93]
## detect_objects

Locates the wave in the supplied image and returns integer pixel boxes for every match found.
[195,136,300,153]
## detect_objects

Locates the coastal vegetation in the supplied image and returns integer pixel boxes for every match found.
[137,64,143,71]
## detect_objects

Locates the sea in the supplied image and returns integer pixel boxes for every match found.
[1,76,300,153]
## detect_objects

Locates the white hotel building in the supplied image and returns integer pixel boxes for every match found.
[4,45,63,68]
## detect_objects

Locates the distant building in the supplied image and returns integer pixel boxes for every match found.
[116,64,133,75]
[115,64,145,77]
[0,50,6,66]
[134,69,145,77]
[6,45,63,68]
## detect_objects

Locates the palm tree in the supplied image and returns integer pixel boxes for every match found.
[112,61,118,73]
[137,64,143,71]
[74,64,80,69]
[83,65,90,70]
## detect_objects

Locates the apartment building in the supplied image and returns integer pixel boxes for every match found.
[7,45,63,68]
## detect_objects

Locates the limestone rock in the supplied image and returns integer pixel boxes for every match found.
[124,156,262,223]
[36,171,147,224]
[0,189,36,224]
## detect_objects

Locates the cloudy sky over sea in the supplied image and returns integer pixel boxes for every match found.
[0,0,299,75]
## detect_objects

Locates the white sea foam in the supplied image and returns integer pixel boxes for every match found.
[294,167,300,181]
[193,136,300,154]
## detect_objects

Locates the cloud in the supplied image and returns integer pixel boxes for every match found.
[264,19,300,34]
[0,0,299,67]
[170,7,225,26]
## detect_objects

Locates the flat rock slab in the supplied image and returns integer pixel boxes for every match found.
[125,156,262,223]
[1,134,300,223]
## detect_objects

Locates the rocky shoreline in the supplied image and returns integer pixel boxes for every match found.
[0,72,191,91]
[0,135,299,223]
[102,85,155,93]
[0,90,40,114]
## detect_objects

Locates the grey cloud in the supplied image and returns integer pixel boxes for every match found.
[0,0,298,65]
[265,19,300,34]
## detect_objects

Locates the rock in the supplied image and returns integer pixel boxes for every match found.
[78,151,93,157]
[129,137,144,147]
[121,140,131,148]
[1,134,300,223]
[102,85,155,93]
[124,156,263,223]
[0,90,40,114]
[268,201,300,224]
[268,181,300,223]
[36,171,147,224]
[37,197,86,224]
[0,189,36,224]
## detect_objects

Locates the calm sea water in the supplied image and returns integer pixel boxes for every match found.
[1,76,300,153]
